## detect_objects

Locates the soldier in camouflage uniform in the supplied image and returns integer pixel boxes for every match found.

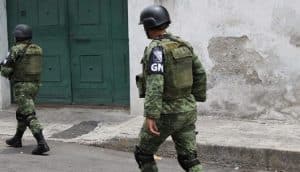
[0,24,49,155]
[134,5,207,172]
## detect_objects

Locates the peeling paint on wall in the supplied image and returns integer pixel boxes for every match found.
[208,36,263,85]
[290,35,300,47]
[202,35,300,122]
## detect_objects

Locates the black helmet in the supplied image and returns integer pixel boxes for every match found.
[139,5,171,30]
[13,24,32,41]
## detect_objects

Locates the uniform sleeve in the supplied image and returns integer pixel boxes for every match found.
[192,54,207,102]
[144,75,164,119]
[143,46,165,119]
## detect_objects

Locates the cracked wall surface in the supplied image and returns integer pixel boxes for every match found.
[129,0,300,123]
[205,35,300,122]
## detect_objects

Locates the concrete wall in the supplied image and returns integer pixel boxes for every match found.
[0,0,10,109]
[128,0,300,122]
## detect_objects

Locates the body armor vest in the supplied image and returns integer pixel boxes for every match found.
[141,35,194,100]
[12,44,42,82]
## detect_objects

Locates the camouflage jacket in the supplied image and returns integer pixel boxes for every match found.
[142,33,207,119]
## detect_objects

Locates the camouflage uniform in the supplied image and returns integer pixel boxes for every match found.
[1,41,43,137]
[136,33,207,172]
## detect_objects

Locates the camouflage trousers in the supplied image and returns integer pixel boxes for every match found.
[137,110,203,172]
[13,82,43,135]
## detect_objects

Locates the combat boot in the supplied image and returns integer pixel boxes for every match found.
[5,129,24,147]
[32,130,50,155]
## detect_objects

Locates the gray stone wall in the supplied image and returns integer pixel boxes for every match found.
[0,0,10,109]
[128,0,300,122]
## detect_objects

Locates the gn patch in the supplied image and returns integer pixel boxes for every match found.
[149,46,164,74]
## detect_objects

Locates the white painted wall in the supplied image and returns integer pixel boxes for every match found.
[0,0,10,109]
[128,0,300,122]
[128,0,156,115]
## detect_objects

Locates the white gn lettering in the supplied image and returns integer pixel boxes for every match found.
[151,63,164,72]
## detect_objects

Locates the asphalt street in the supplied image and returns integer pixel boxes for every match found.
[0,138,270,172]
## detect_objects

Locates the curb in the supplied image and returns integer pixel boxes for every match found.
[94,137,300,172]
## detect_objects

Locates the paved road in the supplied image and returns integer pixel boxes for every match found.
[0,138,269,172]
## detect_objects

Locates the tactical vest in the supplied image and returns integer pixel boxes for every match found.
[12,44,42,82]
[141,35,194,100]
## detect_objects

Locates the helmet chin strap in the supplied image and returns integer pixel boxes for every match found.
[146,31,151,39]
[144,26,151,39]
[145,29,167,40]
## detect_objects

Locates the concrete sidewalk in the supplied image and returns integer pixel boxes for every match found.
[0,105,299,171]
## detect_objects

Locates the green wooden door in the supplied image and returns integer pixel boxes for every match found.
[69,0,113,104]
[7,0,129,105]
[69,0,129,105]
[7,0,72,103]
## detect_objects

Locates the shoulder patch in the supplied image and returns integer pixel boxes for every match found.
[148,46,164,74]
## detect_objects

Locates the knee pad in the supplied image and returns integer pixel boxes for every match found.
[178,152,201,171]
[134,146,155,169]
[24,112,37,126]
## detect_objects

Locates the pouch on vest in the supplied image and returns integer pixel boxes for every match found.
[161,45,193,100]
[170,46,193,89]
[136,73,146,98]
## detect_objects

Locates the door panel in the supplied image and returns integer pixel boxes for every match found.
[111,0,128,39]
[112,41,129,104]
[69,0,113,104]
[38,0,60,26]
